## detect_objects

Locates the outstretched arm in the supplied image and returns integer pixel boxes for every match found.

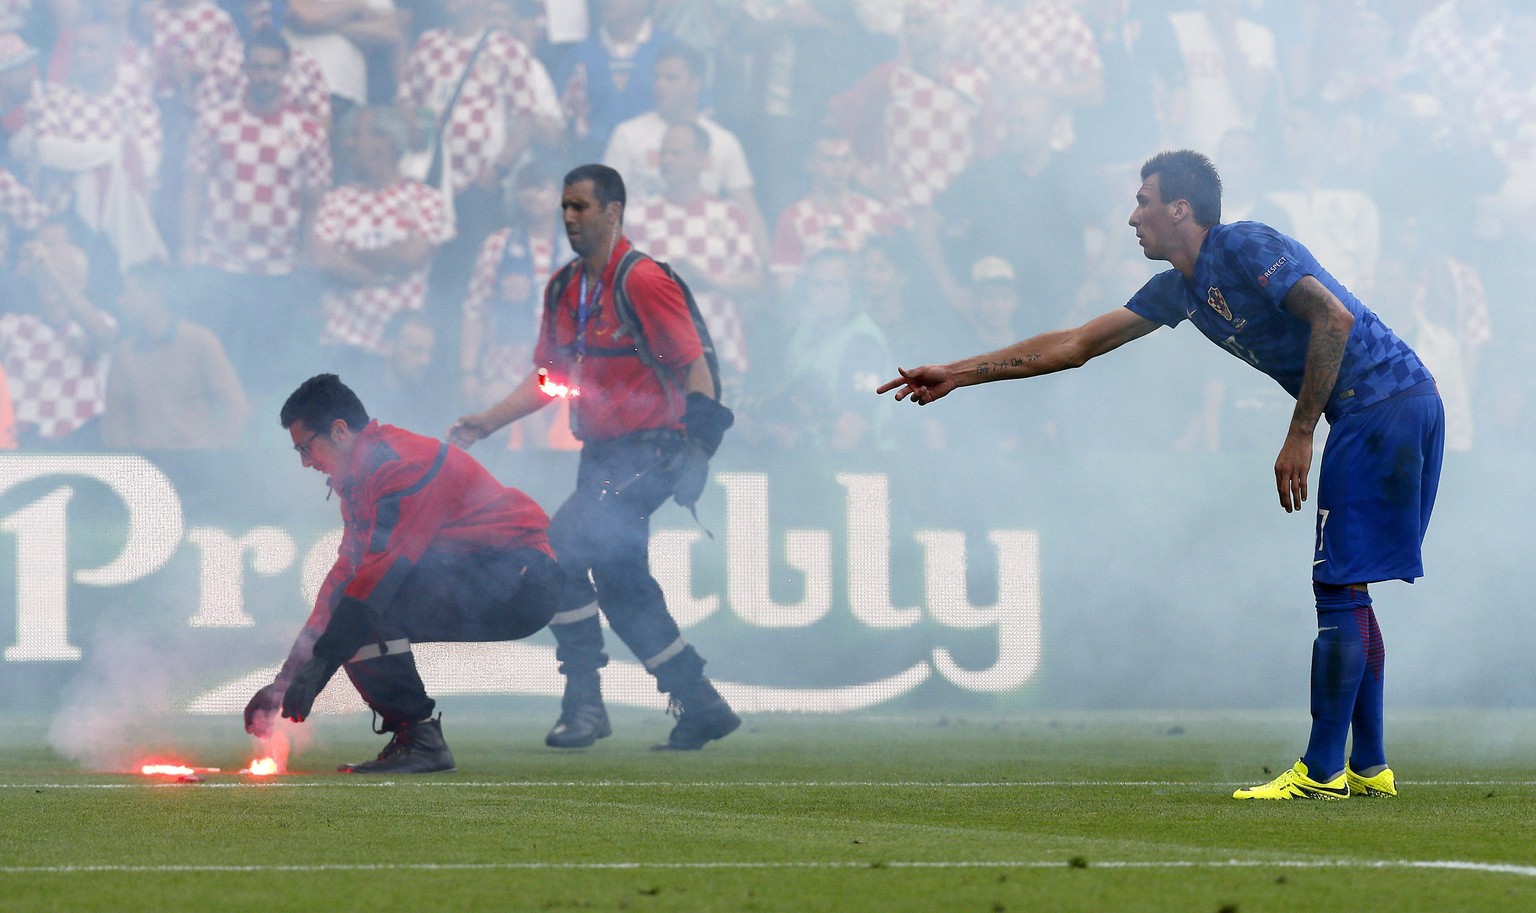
[447,368,551,447]
[876,307,1159,405]
[1274,275,1354,513]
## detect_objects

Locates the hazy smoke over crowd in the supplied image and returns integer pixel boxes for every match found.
[5,0,1536,752]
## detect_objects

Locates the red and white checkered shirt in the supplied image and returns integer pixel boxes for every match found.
[0,312,114,440]
[398,28,563,194]
[314,179,453,354]
[465,228,561,384]
[1407,4,1506,102]
[885,62,990,212]
[627,194,760,374]
[150,0,244,98]
[195,47,331,127]
[0,165,49,232]
[973,1,1101,93]
[27,76,162,181]
[187,99,331,275]
[770,191,894,279]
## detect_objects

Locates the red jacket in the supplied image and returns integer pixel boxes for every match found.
[533,236,703,440]
[293,422,552,653]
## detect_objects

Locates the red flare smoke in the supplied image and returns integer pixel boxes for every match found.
[538,368,579,399]
[243,757,280,776]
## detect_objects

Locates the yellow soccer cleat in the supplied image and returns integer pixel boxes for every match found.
[1232,759,1350,800]
[1345,764,1397,797]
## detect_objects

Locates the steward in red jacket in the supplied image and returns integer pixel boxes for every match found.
[448,165,740,753]
[244,373,560,774]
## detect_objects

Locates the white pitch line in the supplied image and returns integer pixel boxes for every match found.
[6,779,1536,790]
[2,859,1535,878]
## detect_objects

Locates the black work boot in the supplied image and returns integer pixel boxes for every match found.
[545,672,612,748]
[341,716,456,773]
[653,678,740,751]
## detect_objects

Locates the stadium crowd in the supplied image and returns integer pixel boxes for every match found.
[1,0,1532,455]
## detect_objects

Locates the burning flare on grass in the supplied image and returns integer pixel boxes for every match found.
[140,763,199,777]
[242,728,291,776]
[538,368,579,399]
[244,757,280,776]
[138,761,217,782]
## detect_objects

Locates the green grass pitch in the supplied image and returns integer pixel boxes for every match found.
[3,708,1535,912]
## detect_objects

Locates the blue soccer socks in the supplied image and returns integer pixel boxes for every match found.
[1300,583,1374,781]
[1348,602,1387,772]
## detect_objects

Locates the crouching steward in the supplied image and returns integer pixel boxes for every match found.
[244,373,561,773]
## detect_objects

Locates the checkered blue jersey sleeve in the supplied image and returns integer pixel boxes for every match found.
[1124,269,1189,327]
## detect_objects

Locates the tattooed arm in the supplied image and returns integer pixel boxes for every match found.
[1273,275,1355,513]
[875,307,1159,405]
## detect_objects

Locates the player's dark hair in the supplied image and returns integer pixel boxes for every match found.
[564,163,626,209]
[1140,150,1222,228]
[246,29,291,61]
[655,43,705,81]
[280,373,370,432]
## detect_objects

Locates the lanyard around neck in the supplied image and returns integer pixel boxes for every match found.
[575,267,604,362]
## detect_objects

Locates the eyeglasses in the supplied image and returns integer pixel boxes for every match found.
[293,429,325,457]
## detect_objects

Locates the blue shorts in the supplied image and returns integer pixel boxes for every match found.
[1314,382,1444,585]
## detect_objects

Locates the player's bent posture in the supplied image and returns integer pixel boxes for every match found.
[244,373,561,773]
[879,150,1444,800]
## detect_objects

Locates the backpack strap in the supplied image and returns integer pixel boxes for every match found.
[610,249,723,400]
[539,259,581,373]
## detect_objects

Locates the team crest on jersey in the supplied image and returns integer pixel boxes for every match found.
[1207,287,1232,321]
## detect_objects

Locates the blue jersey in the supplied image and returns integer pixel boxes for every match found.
[1126,222,1432,420]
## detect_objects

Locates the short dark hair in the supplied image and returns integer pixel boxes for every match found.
[246,29,291,61]
[280,373,369,432]
[564,163,626,209]
[655,43,705,81]
[1140,150,1222,228]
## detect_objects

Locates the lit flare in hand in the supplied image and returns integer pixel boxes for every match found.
[538,368,579,399]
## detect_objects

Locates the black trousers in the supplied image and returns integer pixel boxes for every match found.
[343,545,561,729]
[545,432,707,694]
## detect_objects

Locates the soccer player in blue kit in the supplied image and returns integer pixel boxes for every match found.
[878,150,1444,800]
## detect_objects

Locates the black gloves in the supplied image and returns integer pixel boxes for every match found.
[275,596,376,724]
[281,656,340,723]
[244,682,284,737]
[672,393,733,511]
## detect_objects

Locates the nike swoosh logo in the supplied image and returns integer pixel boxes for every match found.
[1312,559,1326,566]
[1309,785,1351,798]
